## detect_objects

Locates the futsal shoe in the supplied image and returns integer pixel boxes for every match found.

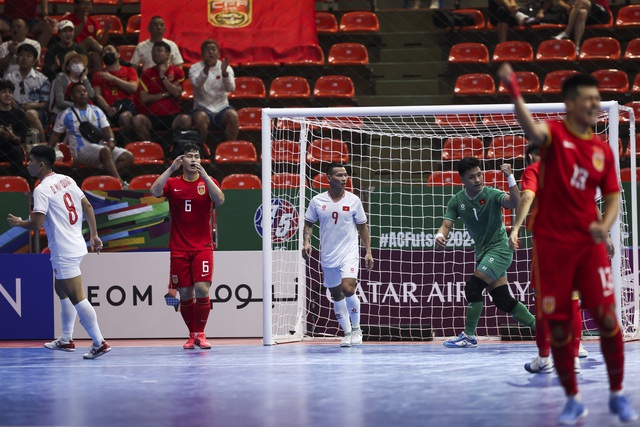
[340,332,352,347]
[443,332,478,348]
[195,333,212,349]
[83,341,111,359]
[574,357,581,374]
[351,328,363,345]
[44,338,75,352]
[578,343,588,358]
[183,333,196,349]
[609,395,639,423]
[557,397,588,425]
[524,356,554,374]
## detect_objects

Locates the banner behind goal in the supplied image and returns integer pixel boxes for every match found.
[260,102,639,345]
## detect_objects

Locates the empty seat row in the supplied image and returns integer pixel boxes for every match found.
[315,11,380,33]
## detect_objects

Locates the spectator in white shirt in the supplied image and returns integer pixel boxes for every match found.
[0,19,41,75]
[130,16,183,72]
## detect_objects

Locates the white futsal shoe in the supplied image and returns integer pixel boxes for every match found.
[340,332,352,347]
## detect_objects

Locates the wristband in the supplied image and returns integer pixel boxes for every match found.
[505,73,521,100]
[436,232,445,240]
[507,174,517,187]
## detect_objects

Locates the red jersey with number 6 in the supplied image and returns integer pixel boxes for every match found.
[163,175,218,251]
[531,119,619,244]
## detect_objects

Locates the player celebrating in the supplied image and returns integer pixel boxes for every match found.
[7,145,111,359]
[150,142,224,350]
[436,157,536,348]
[302,163,374,347]
[499,63,638,424]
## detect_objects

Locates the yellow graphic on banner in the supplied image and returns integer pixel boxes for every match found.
[208,0,252,28]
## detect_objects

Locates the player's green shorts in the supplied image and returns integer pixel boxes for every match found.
[475,244,513,282]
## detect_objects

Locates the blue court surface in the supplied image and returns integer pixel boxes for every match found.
[0,340,638,427]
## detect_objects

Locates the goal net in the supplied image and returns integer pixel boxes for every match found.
[260,102,639,345]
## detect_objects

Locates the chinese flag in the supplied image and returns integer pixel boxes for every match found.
[140,0,319,65]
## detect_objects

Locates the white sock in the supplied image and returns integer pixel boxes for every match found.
[75,299,105,346]
[514,11,529,22]
[345,294,361,329]
[611,390,624,398]
[60,298,76,342]
[333,298,352,334]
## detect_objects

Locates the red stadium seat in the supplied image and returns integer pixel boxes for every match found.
[55,143,74,168]
[286,45,325,66]
[313,75,355,98]
[448,43,489,64]
[451,9,486,31]
[328,43,369,65]
[616,5,640,27]
[315,12,338,34]
[454,73,495,96]
[271,140,301,163]
[91,14,124,35]
[125,14,141,35]
[81,176,123,191]
[579,37,621,60]
[536,39,578,62]
[237,107,262,131]
[620,167,639,182]
[200,144,212,165]
[229,77,266,99]
[125,141,165,166]
[492,41,534,63]
[483,170,510,193]
[426,171,462,186]
[622,102,640,123]
[221,174,262,190]
[481,113,518,126]
[118,45,136,63]
[272,173,302,189]
[586,11,613,29]
[269,76,311,99]
[624,38,640,60]
[181,78,194,101]
[128,174,160,191]
[339,11,380,32]
[498,71,540,94]
[311,173,353,191]
[434,114,478,127]
[632,73,640,93]
[486,135,528,159]
[93,0,118,4]
[442,137,484,160]
[214,140,258,164]
[542,70,580,94]
[591,69,629,93]
[0,176,29,192]
[307,138,349,164]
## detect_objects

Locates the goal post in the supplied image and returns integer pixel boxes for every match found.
[261,102,639,346]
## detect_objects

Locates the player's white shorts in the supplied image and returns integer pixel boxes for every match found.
[76,144,130,170]
[322,256,359,288]
[50,256,84,280]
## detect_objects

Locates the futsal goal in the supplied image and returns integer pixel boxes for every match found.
[260,102,638,346]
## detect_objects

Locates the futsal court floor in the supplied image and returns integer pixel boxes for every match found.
[1,339,639,427]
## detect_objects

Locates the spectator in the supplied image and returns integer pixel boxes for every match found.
[489,0,537,43]
[0,0,56,47]
[4,44,49,143]
[132,41,191,142]
[42,20,87,81]
[67,0,109,72]
[0,19,42,75]
[190,39,238,146]
[130,16,183,72]
[0,79,28,175]
[92,44,139,141]
[553,0,611,54]
[49,82,133,187]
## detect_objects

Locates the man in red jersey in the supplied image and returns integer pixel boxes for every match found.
[499,63,637,425]
[150,142,225,349]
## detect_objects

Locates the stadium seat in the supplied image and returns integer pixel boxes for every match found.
[442,137,484,160]
[498,71,540,94]
[620,167,639,182]
[450,9,486,31]
[126,14,141,35]
[542,70,581,94]
[237,107,262,131]
[200,143,212,165]
[492,41,534,63]
[579,37,621,60]
[91,14,124,35]
[81,176,123,191]
[615,5,640,27]
[624,38,640,60]
[481,113,518,126]
[622,101,640,123]
[486,135,528,159]
[536,39,578,62]
[93,0,118,4]
[286,45,325,66]
[0,176,29,192]
[586,11,613,29]
[128,174,160,191]
[214,140,258,164]
[181,78,194,101]
[426,171,462,186]
[448,43,489,64]
[311,173,353,191]
[313,75,355,98]
[434,114,478,127]
[632,73,640,93]
[124,141,165,166]
[339,11,380,32]
[315,12,338,34]
[483,170,510,193]
[118,45,136,63]
[307,138,350,164]
[221,174,262,189]
[591,69,629,93]
[272,173,302,189]
[271,139,301,163]
[454,73,495,96]
[269,76,310,99]
[55,143,74,168]
[228,77,266,99]
[328,43,369,65]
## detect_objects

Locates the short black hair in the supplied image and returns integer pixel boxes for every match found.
[153,41,171,53]
[525,143,540,166]
[457,157,482,177]
[30,145,56,168]
[0,79,15,92]
[69,82,85,95]
[182,142,200,155]
[561,74,600,101]
[17,44,38,58]
[325,162,346,176]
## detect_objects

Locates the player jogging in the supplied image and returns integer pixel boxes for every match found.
[7,145,111,359]
[436,157,536,348]
[150,142,224,350]
[499,62,638,424]
[302,163,374,347]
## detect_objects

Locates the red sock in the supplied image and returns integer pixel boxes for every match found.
[549,320,577,396]
[591,304,624,391]
[572,298,582,357]
[535,312,550,358]
[194,297,211,333]
[180,299,195,333]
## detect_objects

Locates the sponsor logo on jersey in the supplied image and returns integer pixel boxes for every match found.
[542,296,556,315]
[563,140,576,150]
[172,275,179,284]
[460,203,465,210]
[479,199,486,205]
[592,149,605,172]
[197,183,206,195]
[343,206,350,211]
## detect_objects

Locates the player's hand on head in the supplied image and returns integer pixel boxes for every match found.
[170,155,183,171]
[500,163,513,176]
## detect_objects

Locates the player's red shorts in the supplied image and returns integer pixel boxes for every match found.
[532,236,614,321]
[169,249,214,289]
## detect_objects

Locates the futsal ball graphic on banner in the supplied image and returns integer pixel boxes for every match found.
[254,198,299,243]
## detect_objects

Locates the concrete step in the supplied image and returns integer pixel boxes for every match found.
[379,47,438,62]
[371,62,445,80]
[375,79,440,96]
[374,0,487,10]
[358,94,453,106]
[379,32,447,51]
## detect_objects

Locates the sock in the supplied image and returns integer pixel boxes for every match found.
[535,313,550,358]
[194,297,211,333]
[333,298,352,334]
[180,299,195,333]
[572,298,582,358]
[514,11,529,22]
[463,301,483,336]
[611,390,624,398]
[75,299,104,346]
[591,305,624,392]
[549,320,578,396]
[60,298,77,342]
[345,294,361,329]
[511,302,536,330]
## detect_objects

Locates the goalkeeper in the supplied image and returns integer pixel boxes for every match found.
[435,156,536,348]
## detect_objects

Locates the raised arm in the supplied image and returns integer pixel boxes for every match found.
[500,163,520,209]
[150,156,183,197]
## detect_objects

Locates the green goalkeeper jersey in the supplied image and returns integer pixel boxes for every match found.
[444,186,508,256]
